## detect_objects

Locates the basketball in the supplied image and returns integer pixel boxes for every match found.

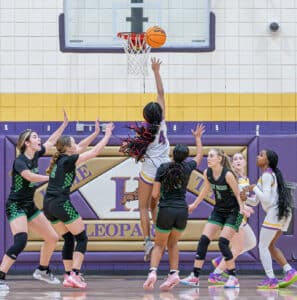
[145,26,167,48]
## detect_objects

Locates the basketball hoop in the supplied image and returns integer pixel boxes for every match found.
[117,32,151,77]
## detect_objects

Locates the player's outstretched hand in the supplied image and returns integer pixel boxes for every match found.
[151,57,162,72]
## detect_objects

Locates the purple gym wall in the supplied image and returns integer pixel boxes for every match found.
[0,121,296,273]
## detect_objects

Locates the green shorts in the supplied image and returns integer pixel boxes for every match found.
[208,208,243,232]
[6,199,41,222]
[44,196,80,225]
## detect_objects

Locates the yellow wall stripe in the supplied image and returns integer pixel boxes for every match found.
[0,93,296,121]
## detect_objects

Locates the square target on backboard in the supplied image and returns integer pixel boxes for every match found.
[59,0,215,53]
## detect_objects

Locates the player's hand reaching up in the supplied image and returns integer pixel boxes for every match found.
[151,57,162,72]
[104,123,115,137]
[192,123,205,139]
[94,119,100,135]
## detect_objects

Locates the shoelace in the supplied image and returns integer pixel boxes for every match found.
[46,269,55,280]
[78,273,85,282]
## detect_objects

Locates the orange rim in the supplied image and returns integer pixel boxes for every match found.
[117,32,145,43]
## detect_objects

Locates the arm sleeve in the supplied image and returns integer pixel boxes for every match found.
[14,159,29,174]
[64,154,79,171]
[253,173,273,207]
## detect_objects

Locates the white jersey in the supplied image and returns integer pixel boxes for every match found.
[238,176,250,192]
[140,120,170,184]
[253,171,278,213]
[252,170,291,231]
[145,120,170,160]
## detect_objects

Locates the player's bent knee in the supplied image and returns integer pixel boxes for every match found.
[74,230,88,254]
[195,234,210,260]
[219,237,233,261]
[62,231,75,260]
[47,231,59,244]
[6,232,28,260]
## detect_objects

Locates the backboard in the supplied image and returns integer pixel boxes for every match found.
[59,0,215,53]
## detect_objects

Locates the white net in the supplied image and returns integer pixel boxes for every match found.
[119,33,151,77]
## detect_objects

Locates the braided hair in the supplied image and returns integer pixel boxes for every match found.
[161,144,189,193]
[120,101,163,162]
[266,150,292,220]
[46,136,72,175]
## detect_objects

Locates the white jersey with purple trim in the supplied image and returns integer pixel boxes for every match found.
[238,176,250,191]
[253,171,278,213]
[253,171,291,231]
[140,120,170,184]
[145,120,170,160]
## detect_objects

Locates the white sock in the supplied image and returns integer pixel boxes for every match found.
[283,264,292,273]
[266,270,275,278]
[149,267,157,273]
[214,268,223,274]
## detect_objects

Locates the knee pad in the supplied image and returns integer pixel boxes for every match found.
[195,235,210,260]
[6,232,28,260]
[218,237,233,261]
[74,230,88,254]
[62,232,75,260]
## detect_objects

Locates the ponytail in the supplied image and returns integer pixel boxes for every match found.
[161,162,186,193]
[213,148,238,181]
[266,150,292,220]
[46,151,60,175]
[119,101,163,162]
[274,167,292,220]
[119,122,160,162]
[46,135,72,175]
[158,144,189,192]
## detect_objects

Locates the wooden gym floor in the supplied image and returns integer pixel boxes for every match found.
[0,275,297,300]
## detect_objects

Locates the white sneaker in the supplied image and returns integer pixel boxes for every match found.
[224,276,240,288]
[180,273,200,287]
[66,271,87,289]
[143,270,157,291]
[33,269,60,284]
[0,280,9,291]
[160,272,180,291]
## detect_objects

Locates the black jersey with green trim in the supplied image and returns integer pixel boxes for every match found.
[155,160,197,208]
[45,154,79,198]
[207,167,239,211]
[8,145,46,202]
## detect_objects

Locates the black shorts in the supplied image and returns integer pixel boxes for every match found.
[43,196,80,225]
[6,199,41,222]
[208,208,243,232]
[155,206,188,233]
